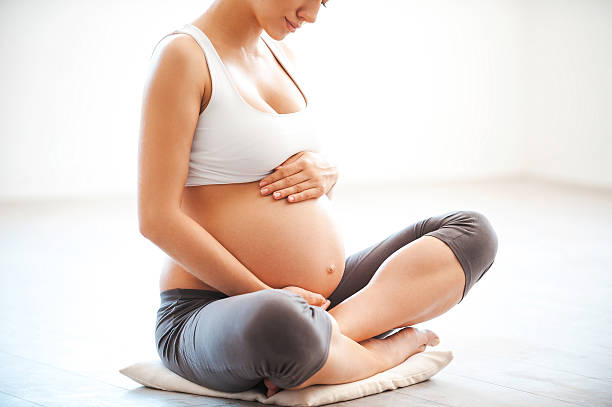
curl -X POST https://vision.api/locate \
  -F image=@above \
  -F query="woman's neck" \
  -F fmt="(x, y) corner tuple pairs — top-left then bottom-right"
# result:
(192, 0), (263, 56)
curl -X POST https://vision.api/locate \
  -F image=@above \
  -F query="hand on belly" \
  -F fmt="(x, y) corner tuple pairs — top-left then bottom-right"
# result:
(281, 285), (332, 310)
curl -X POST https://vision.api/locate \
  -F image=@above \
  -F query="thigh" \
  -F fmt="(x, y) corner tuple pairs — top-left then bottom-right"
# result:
(156, 288), (332, 392)
(327, 209), (498, 310)
(327, 214), (441, 310)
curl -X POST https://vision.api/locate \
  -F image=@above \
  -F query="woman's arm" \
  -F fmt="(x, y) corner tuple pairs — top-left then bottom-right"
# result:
(138, 35), (271, 296)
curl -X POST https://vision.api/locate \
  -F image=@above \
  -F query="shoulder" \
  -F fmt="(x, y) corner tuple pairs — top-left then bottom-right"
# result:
(148, 32), (210, 91)
(152, 33), (205, 67)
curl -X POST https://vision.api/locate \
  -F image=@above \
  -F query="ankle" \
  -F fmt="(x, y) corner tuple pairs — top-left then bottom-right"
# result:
(359, 338), (397, 371)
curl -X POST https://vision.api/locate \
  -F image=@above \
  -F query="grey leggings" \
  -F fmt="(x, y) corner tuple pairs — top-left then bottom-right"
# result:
(155, 210), (498, 393)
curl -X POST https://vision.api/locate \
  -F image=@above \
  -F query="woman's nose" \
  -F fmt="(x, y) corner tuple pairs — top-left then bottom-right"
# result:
(297, 3), (320, 24)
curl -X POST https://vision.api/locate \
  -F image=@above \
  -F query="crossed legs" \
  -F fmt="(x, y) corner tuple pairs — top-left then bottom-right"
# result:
(156, 210), (498, 397)
(329, 235), (465, 343)
(277, 210), (499, 392)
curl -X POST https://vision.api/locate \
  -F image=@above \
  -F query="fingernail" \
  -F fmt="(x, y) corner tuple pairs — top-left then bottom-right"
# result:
(261, 187), (268, 194)
(273, 192), (280, 198)
(260, 180), (267, 186)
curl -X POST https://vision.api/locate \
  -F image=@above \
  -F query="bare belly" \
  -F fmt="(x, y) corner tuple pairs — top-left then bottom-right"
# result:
(159, 180), (346, 299)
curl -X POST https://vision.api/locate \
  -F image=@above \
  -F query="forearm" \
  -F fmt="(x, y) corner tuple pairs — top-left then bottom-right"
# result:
(141, 210), (272, 296)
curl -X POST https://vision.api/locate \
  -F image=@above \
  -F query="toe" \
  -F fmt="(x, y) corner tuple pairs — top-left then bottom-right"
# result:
(420, 329), (440, 346)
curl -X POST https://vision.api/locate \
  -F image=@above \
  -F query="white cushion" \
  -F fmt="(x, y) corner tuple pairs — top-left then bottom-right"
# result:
(119, 350), (453, 406)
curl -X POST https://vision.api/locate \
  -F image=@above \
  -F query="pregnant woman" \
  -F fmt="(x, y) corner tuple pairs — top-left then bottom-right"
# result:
(138, 0), (498, 398)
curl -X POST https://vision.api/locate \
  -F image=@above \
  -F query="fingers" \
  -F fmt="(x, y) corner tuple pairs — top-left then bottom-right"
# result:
(260, 181), (323, 203)
(282, 286), (329, 309)
(260, 173), (309, 197)
(258, 152), (326, 204)
(284, 188), (323, 203)
(304, 291), (326, 306)
(260, 161), (303, 189)
(311, 293), (330, 309)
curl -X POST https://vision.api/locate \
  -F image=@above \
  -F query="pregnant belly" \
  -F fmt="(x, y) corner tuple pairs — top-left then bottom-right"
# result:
(159, 180), (346, 298)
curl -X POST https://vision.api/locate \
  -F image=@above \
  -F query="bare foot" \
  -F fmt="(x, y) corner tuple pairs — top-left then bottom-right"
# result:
(263, 377), (281, 397)
(359, 327), (440, 369)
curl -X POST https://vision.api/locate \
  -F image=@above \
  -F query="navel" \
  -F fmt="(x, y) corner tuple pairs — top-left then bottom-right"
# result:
(326, 264), (336, 274)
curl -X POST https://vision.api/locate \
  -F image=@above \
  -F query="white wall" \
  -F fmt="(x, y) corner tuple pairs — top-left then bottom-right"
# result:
(298, 0), (527, 186)
(0, 0), (610, 201)
(0, 0), (211, 201)
(522, 0), (612, 188)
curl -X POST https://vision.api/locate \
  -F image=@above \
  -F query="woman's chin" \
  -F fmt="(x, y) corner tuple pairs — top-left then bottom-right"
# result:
(271, 32), (288, 41)
(264, 26), (289, 41)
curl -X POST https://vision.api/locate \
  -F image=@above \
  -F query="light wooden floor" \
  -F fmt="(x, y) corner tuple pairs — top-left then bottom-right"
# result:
(1, 176), (610, 407)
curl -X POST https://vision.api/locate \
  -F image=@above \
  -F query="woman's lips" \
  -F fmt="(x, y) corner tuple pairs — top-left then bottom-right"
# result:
(285, 17), (297, 32)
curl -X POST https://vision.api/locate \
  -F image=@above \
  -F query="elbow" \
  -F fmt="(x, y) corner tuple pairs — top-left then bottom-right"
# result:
(139, 206), (179, 241)
(139, 216), (156, 239)
(138, 208), (166, 240)
(139, 220), (152, 239)
(139, 217), (169, 242)
(138, 203), (153, 237)
(138, 192), (172, 239)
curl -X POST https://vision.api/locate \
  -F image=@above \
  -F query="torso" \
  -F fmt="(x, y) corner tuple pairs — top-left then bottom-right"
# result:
(160, 184), (345, 298)
(159, 21), (346, 298)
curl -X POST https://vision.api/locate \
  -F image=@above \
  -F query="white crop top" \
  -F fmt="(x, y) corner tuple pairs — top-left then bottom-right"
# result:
(153, 23), (324, 186)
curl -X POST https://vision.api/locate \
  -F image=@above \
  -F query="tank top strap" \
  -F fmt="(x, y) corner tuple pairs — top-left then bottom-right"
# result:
(150, 24), (237, 104)
(260, 35), (296, 77)
(260, 34), (308, 107)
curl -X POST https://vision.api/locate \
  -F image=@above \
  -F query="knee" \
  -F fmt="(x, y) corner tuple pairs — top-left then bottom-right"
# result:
(243, 289), (332, 387)
(244, 289), (330, 355)
(460, 210), (499, 266)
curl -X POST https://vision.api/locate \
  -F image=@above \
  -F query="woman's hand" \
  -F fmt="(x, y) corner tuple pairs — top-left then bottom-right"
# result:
(281, 286), (331, 310)
(258, 151), (338, 203)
